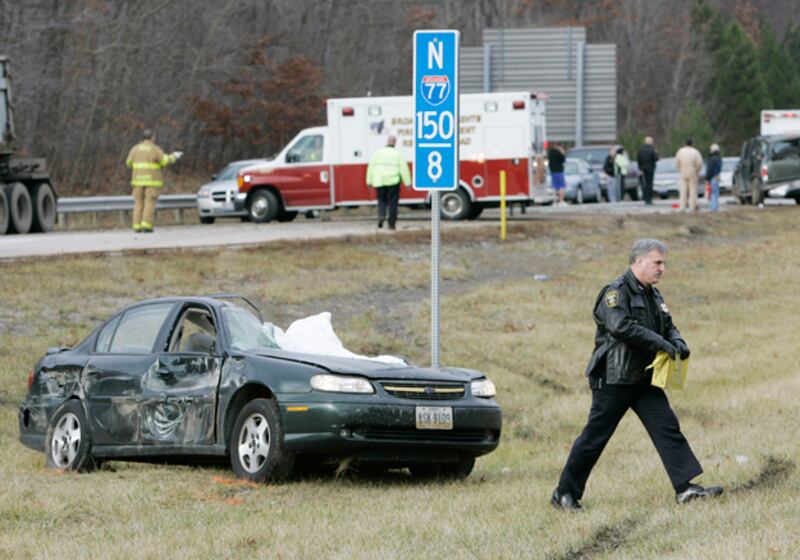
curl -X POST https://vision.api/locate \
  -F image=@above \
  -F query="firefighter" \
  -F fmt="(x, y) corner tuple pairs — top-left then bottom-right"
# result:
(126, 129), (182, 233)
(366, 135), (411, 230)
(551, 238), (723, 510)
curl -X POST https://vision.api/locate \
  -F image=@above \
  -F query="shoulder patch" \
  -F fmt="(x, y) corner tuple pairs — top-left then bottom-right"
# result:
(605, 289), (619, 308)
(660, 303), (670, 313)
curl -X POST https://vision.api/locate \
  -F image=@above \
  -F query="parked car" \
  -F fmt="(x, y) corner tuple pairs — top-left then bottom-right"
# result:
(19, 295), (502, 481)
(196, 160), (269, 224)
(732, 134), (800, 204)
(547, 157), (602, 203)
(566, 145), (640, 200)
(653, 157), (707, 199)
(718, 157), (739, 193)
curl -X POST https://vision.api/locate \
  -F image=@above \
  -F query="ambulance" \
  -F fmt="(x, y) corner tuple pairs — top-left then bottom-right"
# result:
(760, 110), (800, 136)
(235, 91), (550, 222)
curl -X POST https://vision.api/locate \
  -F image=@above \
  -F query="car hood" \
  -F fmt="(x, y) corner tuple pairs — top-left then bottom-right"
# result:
(248, 348), (484, 382)
(199, 179), (238, 192)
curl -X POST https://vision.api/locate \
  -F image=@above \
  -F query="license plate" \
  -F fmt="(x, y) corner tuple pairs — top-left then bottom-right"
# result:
(415, 406), (453, 430)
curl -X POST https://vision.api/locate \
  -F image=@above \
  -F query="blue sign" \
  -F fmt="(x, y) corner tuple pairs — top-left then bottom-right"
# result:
(413, 30), (459, 191)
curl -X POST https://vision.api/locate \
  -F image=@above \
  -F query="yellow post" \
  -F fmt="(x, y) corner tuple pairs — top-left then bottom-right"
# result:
(500, 170), (507, 241)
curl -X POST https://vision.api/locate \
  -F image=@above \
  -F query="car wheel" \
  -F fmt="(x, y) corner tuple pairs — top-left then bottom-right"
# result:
(229, 398), (294, 482)
(199, 216), (215, 225)
(45, 400), (96, 472)
(575, 185), (584, 205)
(277, 210), (298, 222)
(440, 189), (472, 220)
(248, 190), (279, 223)
(751, 179), (765, 205)
(0, 187), (8, 235)
(409, 457), (475, 480)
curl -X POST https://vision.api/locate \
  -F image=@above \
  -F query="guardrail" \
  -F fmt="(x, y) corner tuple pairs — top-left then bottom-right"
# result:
(56, 194), (197, 226)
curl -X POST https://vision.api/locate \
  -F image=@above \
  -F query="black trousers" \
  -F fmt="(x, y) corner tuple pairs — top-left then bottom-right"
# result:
(641, 169), (655, 204)
(557, 383), (702, 499)
(376, 184), (400, 226)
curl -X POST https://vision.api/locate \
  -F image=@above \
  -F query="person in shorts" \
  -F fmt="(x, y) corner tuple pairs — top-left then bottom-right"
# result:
(548, 143), (567, 206)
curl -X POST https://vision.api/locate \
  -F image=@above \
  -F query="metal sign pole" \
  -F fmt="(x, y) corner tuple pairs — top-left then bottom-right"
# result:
(431, 191), (440, 367)
(412, 29), (459, 369)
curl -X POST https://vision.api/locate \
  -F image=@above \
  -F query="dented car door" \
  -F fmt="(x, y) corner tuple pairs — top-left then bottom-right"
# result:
(84, 302), (176, 445)
(139, 304), (222, 446)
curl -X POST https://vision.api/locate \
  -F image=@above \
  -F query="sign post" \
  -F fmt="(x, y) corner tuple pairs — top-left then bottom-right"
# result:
(413, 30), (459, 368)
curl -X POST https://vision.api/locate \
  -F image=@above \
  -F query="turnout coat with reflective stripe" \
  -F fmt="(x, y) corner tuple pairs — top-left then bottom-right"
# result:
(126, 139), (176, 187)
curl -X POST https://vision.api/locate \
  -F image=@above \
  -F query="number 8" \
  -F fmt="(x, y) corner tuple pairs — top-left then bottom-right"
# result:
(428, 151), (442, 182)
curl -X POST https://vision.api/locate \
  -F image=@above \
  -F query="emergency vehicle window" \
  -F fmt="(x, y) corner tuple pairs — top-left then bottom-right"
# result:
(286, 135), (324, 163)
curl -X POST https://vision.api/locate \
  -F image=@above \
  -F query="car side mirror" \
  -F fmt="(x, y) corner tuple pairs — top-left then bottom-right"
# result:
(46, 346), (70, 355)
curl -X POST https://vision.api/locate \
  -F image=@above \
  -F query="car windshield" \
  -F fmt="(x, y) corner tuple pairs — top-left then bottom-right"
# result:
(216, 162), (251, 181)
(566, 148), (609, 165)
(656, 159), (678, 173)
(222, 305), (281, 352)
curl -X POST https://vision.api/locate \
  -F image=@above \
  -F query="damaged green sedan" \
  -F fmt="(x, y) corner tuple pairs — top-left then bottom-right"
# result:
(19, 295), (502, 481)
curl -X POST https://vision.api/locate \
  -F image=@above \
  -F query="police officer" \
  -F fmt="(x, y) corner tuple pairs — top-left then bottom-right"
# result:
(366, 135), (411, 230)
(126, 129), (182, 233)
(552, 239), (722, 509)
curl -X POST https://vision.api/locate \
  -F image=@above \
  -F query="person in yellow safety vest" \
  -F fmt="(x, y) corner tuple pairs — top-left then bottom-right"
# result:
(126, 129), (182, 233)
(366, 135), (411, 230)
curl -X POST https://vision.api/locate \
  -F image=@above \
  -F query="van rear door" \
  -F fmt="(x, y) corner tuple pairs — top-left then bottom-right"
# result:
(767, 136), (800, 184)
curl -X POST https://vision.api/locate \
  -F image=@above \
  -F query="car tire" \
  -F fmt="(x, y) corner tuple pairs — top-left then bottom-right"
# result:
(199, 216), (216, 225)
(4, 182), (33, 234)
(30, 182), (57, 233)
(440, 189), (472, 220)
(277, 210), (298, 222)
(45, 400), (96, 472)
(248, 190), (279, 223)
(409, 457), (475, 480)
(575, 185), (584, 205)
(751, 179), (765, 205)
(229, 398), (294, 482)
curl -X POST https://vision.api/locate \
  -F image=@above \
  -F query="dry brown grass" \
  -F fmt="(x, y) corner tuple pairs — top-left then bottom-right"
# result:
(1, 207), (799, 559)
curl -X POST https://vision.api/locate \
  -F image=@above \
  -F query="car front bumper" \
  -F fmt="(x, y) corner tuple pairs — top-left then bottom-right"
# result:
(278, 397), (502, 461)
(197, 192), (247, 218)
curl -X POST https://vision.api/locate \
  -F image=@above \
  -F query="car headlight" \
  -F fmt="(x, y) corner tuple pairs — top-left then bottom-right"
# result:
(310, 374), (374, 394)
(471, 378), (496, 398)
(197, 187), (210, 198)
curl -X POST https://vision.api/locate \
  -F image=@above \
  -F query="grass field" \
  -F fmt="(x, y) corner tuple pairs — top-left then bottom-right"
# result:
(1, 208), (798, 559)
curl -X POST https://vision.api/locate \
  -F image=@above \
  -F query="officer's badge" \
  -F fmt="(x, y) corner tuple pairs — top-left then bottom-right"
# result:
(660, 303), (669, 313)
(605, 289), (619, 307)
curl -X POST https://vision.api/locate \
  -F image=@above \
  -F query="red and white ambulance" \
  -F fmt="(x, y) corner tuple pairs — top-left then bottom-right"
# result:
(235, 91), (550, 221)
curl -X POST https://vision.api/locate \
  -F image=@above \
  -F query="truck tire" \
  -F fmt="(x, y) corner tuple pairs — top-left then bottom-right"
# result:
(0, 186), (8, 235)
(277, 210), (298, 222)
(248, 189), (279, 223)
(5, 182), (33, 234)
(440, 189), (471, 220)
(30, 182), (57, 233)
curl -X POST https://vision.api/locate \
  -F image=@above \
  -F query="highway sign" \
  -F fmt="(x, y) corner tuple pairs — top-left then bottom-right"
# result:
(413, 30), (459, 191)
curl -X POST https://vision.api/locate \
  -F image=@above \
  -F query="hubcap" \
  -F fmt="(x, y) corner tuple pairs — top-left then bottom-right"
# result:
(251, 196), (269, 218)
(441, 193), (463, 216)
(50, 412), (81, 468)
(238, 413), (270, 473)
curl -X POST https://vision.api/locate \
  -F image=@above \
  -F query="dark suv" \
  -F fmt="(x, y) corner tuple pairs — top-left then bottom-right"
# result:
(732, 135), (800, 204)
(566, 145), (641, 201)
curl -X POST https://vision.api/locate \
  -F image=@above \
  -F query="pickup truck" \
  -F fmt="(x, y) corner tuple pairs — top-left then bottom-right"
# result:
(732, 134), (800, 204)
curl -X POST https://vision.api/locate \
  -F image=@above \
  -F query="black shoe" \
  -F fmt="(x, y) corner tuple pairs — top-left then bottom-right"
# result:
(676, 484), (723, 504)
(551, 488), (582, 511)
(388, 223), (396, 230)
(141, 227), (154, 234)
(377, 219), (384, 229)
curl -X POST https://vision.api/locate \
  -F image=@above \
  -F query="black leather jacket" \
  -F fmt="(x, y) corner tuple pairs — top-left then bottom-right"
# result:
(585, 270), (684, 385)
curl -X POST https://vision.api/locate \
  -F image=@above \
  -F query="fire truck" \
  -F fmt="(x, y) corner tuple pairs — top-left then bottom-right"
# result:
(235, 92), (550, 222)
